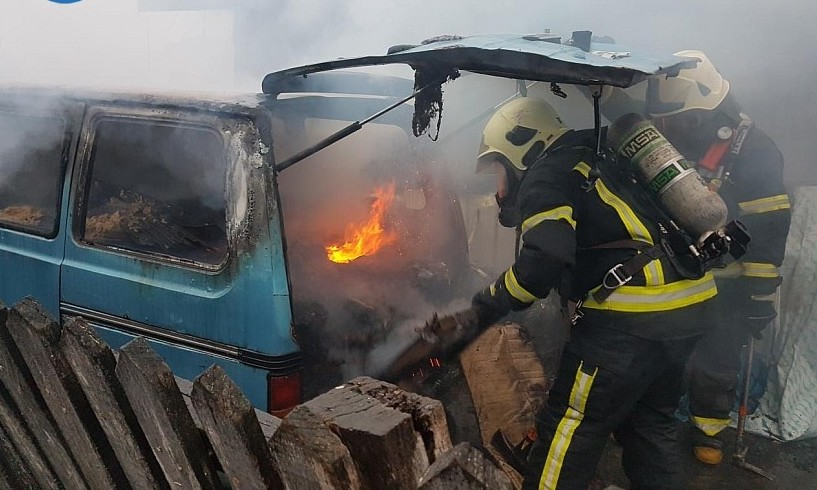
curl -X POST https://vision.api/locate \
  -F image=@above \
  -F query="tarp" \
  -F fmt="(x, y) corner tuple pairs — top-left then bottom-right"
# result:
(745, 186), (817, 441)
(263, 33), (689, 95)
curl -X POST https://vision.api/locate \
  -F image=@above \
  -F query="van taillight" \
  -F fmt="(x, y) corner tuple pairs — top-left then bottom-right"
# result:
(267, 372), (302, 417)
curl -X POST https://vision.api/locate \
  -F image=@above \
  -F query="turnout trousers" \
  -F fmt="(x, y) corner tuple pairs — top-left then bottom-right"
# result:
(522, 311), (701, 490)
(687, 285), (747, 436)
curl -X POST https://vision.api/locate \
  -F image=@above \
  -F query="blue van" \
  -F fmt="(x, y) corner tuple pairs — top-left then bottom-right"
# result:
(0, 73), (471, 413)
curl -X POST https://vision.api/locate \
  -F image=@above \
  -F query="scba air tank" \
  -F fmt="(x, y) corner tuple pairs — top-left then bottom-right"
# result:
(607, 113), (728, 239)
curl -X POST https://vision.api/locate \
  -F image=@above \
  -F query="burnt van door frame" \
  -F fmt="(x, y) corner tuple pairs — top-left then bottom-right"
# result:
(60, 103), (299, 407)
(0, 95), (84, 317)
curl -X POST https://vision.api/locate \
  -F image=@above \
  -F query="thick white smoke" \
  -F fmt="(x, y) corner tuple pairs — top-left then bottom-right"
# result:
(1, 0), (813, 182)
(1, 0), (814, 391)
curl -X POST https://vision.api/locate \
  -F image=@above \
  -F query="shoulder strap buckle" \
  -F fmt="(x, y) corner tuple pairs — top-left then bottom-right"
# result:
(602, 263), (633, 289)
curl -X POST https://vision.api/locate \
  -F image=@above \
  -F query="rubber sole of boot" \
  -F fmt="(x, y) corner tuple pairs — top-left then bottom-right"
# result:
(694, 446), (724, 465)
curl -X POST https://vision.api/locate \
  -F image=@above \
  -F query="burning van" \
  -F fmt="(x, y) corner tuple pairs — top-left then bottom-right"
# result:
(0, 32), (690, 414)
(0, 73), (473, 413)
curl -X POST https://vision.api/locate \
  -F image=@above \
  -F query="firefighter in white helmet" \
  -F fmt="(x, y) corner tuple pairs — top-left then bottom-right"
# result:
(648, 50), (792, 465)
(466, 96), (719, 489)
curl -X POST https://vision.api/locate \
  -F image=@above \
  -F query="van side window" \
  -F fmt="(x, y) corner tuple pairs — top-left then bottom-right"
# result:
(81, 119), (228, 266)
(0, 112), (66, 237)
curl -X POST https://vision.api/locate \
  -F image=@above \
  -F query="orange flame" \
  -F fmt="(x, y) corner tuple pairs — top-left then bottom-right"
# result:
(326, 183), (397, 264)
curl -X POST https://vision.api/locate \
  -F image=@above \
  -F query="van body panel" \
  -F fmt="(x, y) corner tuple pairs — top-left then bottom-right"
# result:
(87, 322), (270, 407)
(59, 102), (298, 388)
(0, 232), (62, 315)
(0, 96), (84, 317)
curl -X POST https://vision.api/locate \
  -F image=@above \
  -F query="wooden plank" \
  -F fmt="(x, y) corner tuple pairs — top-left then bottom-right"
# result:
(349, 376), (453, 464)
(417, 442), (514, 490)
(460, 324), (549, 487)
(0, 463), (13, 490)
(116, 337), (220, 489)
(176, 375), (280, 439)
(0, 385), (59, 489)
(60, 317), (169, 490)
(190, 364), (284, 490)
(0, 305), (87, 488)
(301, 380), (429, 490)
(269, 403), (362, 490)
(6, 299), (125, 488)
(0, 412), (42, 490)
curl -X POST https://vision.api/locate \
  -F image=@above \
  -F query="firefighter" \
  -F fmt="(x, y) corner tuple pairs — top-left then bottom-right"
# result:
(647, 50), (792, 465)
(469, 96), (719, 489)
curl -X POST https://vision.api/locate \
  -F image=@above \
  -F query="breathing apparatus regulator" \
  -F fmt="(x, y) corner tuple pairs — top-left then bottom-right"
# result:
(606, 112), (750, 274)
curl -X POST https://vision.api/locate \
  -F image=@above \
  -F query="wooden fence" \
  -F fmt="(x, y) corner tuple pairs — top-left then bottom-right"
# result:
(0, 298), (512, 489)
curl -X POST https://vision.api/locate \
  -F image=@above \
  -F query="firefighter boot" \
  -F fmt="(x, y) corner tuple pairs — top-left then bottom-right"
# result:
(691, 426), (724, 465)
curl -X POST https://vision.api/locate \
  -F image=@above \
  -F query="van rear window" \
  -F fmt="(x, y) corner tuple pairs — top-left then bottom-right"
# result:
(81, 119), (228, 266)
(0, 112), (66, 237)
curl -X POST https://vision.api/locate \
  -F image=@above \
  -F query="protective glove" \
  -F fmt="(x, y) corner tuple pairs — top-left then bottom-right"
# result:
(471, 282), (513, 328)
(414, 286), (512, 364)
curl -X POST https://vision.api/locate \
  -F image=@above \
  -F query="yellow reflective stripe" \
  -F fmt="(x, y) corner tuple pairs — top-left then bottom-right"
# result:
(712, 262), (745, 279)
(504, 268), (537, 304)
(522, 206), (576, 234)
(644, 257), (664, 287)
(594, 179), (664, 286)
(583, 272), (717, 312)
(752, 292), (777, 301)
(489, 283), (496, 296)
(692, 415), (730, 437)
(738, 194), (790, 216)
(539, 362), (597, 490)
(742, 262), (780, 278)
(573, 161), (591, 178)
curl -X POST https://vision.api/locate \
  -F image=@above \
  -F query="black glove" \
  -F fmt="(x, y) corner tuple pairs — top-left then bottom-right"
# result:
(471, 283), (512, 329)
(745, 297), (777, 340)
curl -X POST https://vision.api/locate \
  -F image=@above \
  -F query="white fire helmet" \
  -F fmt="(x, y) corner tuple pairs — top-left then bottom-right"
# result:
(477, 97), (569, 173)
(647, 50), (730, 117)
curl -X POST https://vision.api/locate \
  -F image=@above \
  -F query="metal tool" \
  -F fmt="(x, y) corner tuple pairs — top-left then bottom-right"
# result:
(373, 309), (478, 382)
(731, 335), (775, 480)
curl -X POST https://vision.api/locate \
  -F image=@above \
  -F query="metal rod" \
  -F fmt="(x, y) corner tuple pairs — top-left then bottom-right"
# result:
(275, 84), (433, 172)
(592, 85), (604, 158)
(735, 336), (754, 445)
(732, 335), (775, 480)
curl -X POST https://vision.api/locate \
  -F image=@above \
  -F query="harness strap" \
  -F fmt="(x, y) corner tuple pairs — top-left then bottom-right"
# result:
(581, 240), (665, 304)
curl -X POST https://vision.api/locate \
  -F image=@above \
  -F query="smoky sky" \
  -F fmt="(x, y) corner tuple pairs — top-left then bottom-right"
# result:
(1, 0), (814, 182)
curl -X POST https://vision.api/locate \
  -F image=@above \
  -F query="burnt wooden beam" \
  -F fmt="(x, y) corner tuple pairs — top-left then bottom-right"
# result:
(0, 304), (87, 488)
(299, 377), (431, 489)
(6, 299), (127, 488)
(348, 376), (453, 464)
(176, 376), (280, 445)
(190, 364), (284, 490)
(116, 337), (220, 489)
(0, 385), (59, 489)
(417, 442), (514, 490)
(0, 412), (43, 490)
(269, 404), (362, 489)
(60, 317), (169, 490)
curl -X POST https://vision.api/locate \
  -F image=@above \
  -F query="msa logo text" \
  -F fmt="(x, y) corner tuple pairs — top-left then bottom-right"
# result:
(620, 127), (662, 159)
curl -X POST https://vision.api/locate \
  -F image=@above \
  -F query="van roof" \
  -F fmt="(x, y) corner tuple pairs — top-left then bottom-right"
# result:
(0, 85), (268, 115)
